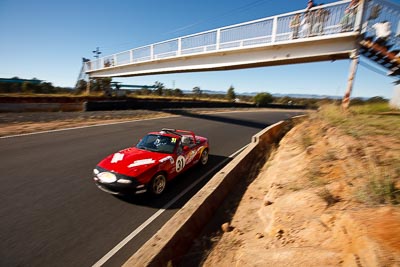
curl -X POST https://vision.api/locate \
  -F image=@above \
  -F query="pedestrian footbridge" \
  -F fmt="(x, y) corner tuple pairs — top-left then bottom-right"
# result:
(85, 0), (399, 79)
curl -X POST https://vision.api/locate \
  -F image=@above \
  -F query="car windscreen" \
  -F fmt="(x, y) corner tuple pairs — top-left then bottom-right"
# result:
(136, 134), (177, 154)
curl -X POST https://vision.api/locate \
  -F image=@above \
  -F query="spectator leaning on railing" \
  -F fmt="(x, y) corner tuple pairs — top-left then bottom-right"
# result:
(301, 12), (312, 37)
(340, 8), (355, 32)
(290, 14), (301, 39)
(340, 0), (360, 32)
(311, 5), (330, 36)
(306, 0), (315, 11)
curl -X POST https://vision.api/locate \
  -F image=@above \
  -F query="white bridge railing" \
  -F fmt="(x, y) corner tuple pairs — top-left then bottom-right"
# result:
(85, 0), (399, 73)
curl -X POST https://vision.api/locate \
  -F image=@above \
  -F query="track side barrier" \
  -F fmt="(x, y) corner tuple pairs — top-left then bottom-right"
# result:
(123, 115), (306, 267)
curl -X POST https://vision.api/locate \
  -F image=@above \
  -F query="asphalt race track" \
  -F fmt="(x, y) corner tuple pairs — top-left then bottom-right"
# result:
(0, 110), (305, 267)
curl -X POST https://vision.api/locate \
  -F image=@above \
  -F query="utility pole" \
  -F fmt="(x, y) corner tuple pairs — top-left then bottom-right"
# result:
(92, 47), (101, 59)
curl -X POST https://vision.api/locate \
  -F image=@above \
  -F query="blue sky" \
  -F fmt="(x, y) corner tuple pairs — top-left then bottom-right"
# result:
(0, 0), (399, 98)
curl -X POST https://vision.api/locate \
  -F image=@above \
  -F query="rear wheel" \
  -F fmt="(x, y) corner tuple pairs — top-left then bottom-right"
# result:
(199, 149), (209, 166)
(149, 173), (167, 195)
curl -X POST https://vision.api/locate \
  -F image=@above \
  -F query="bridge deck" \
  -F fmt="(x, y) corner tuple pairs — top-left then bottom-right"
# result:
(85, 0), (399, 79)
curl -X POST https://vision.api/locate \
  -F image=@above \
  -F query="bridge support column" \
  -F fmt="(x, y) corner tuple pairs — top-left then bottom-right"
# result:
(342, 52), (359, 110)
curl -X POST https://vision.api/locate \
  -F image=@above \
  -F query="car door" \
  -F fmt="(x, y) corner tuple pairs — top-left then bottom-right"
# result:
(174, 138), (197, 174)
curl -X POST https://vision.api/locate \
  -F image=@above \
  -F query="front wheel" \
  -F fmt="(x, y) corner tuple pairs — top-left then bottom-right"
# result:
(149, 173), (167, 195)
(199, 149), (209, 166)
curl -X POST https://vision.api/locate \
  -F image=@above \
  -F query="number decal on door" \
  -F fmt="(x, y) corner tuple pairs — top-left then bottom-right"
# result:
(176, 155), (186, 173)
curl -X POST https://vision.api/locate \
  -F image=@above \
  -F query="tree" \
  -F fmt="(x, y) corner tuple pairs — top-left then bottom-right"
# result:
(164, 89), (173, 96)
(101, 77), (112, 97)
(38, 82), (55, 94)
(254, 92), (274, 106)
(226, 85), (236, 101)
(75, 80), (87, 94)
(22, 82), (34, 93)
(0, 82), (14, 93)
(89, 77), (112, 96)
(192, 86), (201, 96)
(154, 81), (165, 96)
(89, 78), (101, 92)
(139, 87), (151, 95)
(173, 88), (183, 97)
(366, 96), (387, 104)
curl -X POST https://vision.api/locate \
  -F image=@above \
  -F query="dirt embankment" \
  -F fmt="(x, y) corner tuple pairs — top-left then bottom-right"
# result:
(202, 112), (400, 266)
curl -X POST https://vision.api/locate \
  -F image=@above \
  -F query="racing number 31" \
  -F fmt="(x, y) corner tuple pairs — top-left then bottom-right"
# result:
(176, 155), (185, 172)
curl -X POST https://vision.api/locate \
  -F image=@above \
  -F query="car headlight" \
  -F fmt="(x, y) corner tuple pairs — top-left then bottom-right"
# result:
(117, 179), (132, 184)
(97, 172), (117, 183)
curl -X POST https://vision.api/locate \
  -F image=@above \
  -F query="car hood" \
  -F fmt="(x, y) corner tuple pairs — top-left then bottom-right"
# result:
(97, 147), (171, 177)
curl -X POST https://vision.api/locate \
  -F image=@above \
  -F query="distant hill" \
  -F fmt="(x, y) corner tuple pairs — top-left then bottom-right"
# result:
(181, 89), (344, 99)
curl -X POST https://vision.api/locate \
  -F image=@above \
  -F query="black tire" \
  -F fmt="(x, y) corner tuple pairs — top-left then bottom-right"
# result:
(199, 148), (209, 166)
(149, 173), (167, 195)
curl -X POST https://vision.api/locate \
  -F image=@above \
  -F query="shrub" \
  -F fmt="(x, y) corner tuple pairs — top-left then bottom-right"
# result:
(254, 92), (274, 106)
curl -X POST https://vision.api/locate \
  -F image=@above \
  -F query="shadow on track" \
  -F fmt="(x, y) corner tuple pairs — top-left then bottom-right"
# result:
(114, 154), (230, 209)
(165, 109), (270, 129)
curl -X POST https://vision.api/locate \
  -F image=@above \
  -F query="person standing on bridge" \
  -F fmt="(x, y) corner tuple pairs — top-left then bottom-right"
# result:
(301, 12), (311, 37)
(290, 14), (301, 39)
(312, 5), (330, 36)
(306, 0), (315, 11)
(348, 0), (360, 11)
(340, 0), (360, 32)
(340, 8), (354, 32)
(301, 0), (316, 37)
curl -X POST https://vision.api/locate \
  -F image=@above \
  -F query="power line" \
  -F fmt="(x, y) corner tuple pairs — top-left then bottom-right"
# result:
(99, 0), (273, 53)
(164, 0), (271, 36)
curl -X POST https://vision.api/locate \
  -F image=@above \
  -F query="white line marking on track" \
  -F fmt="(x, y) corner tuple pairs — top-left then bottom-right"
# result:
(91, 144), (248, 267)
(0, 109), (298, 139)
(0, 115), (178, 139)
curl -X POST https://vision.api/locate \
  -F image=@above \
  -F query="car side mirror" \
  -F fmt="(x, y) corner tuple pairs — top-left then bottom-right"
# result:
(183, 145), (190, 151)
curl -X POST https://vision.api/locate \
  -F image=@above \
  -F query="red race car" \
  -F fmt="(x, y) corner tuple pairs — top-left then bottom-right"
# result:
(93, 128), (209, 196)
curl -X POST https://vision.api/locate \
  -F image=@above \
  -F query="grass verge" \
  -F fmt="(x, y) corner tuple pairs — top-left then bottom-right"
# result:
(309, 103), (400, 206)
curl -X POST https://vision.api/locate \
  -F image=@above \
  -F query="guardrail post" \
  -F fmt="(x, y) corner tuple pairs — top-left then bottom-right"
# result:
(151, 44), (154, 60)
(271, 16), (278, 43)
(113, 55), (117, 66)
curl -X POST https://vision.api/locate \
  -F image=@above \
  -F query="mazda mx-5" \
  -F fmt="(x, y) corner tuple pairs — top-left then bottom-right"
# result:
(93, 128), (209, 196)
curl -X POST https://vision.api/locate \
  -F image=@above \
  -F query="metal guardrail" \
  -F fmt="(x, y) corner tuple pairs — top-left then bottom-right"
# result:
(85, 0), (399, 73)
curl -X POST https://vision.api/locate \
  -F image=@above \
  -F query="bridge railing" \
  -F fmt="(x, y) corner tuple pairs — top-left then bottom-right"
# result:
(86, 0), (360, 72)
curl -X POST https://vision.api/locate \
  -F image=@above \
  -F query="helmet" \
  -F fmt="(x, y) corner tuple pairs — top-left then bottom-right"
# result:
(181, 136), (191, 146)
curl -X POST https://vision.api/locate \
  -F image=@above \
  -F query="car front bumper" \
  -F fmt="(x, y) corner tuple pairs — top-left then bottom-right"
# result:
(93, 166), (147, 195)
